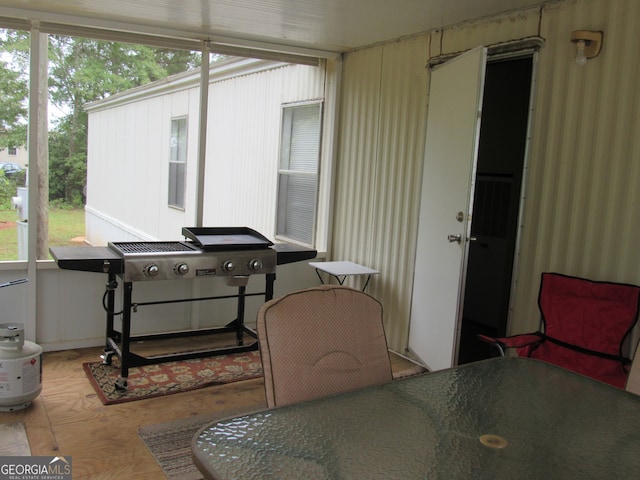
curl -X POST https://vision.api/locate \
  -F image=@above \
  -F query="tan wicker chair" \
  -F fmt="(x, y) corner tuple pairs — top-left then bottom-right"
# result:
(257, 285), (393, 408)
(625, 343), (640, 395)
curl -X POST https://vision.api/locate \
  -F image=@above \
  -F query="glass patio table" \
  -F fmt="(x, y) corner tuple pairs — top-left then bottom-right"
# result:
(192, 357), (640, 479)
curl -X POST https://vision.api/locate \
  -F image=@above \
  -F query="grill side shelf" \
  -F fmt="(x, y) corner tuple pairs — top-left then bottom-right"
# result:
(274, 243), (317, 265)
(49, 246), (123, 274)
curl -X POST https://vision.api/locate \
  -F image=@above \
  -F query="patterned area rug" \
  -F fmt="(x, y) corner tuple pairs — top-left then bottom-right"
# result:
(83, 351), (263, 405)
(138, 404), (266, 480)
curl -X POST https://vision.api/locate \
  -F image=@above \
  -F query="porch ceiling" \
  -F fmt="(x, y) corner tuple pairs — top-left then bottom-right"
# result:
(0, 0), (551, 56)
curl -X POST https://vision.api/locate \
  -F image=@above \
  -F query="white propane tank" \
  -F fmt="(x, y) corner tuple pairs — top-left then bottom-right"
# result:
(0, 323), (42, 411)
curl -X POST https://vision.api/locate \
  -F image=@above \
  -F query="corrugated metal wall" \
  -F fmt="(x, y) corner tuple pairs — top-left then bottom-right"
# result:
(334, 0), (640, 352)
(333, 36), (429, 349)
(514, 0), (640, 333)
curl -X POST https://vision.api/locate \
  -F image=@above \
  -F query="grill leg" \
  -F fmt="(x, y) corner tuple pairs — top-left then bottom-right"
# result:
(266, 273), (275, 301)
(102, 273), (117, 365)
(116, 281), (133, 390)
(236, 286), (246, 346)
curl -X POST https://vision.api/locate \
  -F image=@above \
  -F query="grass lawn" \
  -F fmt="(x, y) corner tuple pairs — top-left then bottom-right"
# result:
(0, 208), (85, 261)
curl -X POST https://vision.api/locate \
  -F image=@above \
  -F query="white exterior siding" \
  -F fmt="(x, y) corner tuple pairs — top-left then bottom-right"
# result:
(86, 86), (200, 244)
(85, 59), (325, 247)
(203, 63), (324, 239)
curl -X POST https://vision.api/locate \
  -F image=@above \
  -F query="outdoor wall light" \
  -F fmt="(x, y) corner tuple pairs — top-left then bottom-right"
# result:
(571, 30), (603, 66)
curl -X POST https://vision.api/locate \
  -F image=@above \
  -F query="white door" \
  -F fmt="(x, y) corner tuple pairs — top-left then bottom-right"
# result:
(408, 47), (487, 371)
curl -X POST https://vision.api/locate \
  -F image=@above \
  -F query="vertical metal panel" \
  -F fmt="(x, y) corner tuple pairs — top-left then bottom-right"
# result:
(332, 45), (383, 267)
(369, 36), (430, 351)
(333, 37), (429, 351)
(510, 0), (640, 334)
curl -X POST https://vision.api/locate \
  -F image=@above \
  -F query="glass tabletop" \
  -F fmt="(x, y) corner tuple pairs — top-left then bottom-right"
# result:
(192, 357), (640, 479)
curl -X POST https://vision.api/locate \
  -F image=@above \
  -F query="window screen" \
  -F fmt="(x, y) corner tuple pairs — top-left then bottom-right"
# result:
(276, 103), (322, 245)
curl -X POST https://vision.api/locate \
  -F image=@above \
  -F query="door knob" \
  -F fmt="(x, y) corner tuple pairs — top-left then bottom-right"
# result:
(447, 234), (462, 244)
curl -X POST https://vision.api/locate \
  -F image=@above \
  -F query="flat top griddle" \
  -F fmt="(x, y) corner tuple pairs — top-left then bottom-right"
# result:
(182, 227), (273, 250)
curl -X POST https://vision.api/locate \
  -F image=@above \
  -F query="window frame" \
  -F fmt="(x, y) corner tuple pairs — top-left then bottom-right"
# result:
(275, 100), (323, 247)
(168, 116), (188, 210)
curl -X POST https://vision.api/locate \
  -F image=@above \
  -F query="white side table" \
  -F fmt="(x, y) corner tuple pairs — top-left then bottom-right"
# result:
(309, 261), (379, 292)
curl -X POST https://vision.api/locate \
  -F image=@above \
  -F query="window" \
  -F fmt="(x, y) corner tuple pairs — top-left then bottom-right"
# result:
(168, 117), (187, 209)
(7, 147), (17, 155)
(276, 102), (322, 245)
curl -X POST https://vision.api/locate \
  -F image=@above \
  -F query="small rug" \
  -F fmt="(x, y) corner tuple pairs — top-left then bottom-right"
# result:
(138, 404), (266, 480)
(393, 363), (428, 378)
(83, 351), (263, 405)
(0, 423), (31, 456)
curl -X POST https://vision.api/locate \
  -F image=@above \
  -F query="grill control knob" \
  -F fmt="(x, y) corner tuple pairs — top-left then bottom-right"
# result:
(174, 263), (189, 276)
(248, 259), (262, 271)
(145, 264), (160, 277)
(222, 261), (236, 273)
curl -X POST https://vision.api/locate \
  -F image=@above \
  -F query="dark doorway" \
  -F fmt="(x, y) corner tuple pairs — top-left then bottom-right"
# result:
(457, 56), (533, 365)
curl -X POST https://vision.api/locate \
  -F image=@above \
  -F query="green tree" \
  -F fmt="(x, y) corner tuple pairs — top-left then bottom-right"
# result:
(0, 58), (28, 149)
(0, 31), (28, 207)
(48, 119), (86, 207)
(1, 28), (202, 206)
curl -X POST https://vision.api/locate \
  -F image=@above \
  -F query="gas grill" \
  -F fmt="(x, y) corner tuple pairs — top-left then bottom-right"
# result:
(50, 227), (315, 390)
(109, 227), (277, 283)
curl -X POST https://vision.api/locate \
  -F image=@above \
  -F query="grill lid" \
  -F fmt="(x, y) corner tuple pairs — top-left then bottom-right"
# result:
(181, 227), (273, 250)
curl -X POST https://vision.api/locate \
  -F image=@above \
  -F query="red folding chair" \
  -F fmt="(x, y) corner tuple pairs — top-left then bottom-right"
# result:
(479, 272), (640, 388)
